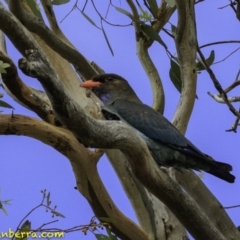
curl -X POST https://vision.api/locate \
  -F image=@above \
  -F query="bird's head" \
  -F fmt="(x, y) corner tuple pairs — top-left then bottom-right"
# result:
(80, 73), (140, 104)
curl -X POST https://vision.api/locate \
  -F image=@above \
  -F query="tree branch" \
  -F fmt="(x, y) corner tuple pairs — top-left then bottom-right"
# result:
(7, 0), (96, 79)
(107, 150), (189, 240)
(1, 2), (239, 239)
(0, 51), (54, 124)
(197, 46), (240, 118)
(207, 92), (240, 103)
(16, 46), (229, 240)
(176, 170), (240, 239)
(0, 114), (148, 240)
(126, 0), (165, 113)
(170, 2), (240, 239)
(0, 2), (101, 119)
(172, 0), (197, 133)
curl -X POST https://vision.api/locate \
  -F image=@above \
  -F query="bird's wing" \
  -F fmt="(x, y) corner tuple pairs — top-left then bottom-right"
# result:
(109, 99), (206, 159)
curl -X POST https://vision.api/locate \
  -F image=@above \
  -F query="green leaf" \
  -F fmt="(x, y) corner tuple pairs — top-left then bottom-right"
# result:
(196, 50), (215, 71)
(0, 205), (8, 216)
(169, 59), (182, 93)
(0, 100), (14, 109)
(46, 192), (51, 206)
(165, 0), (176, 7)
(0, 61), (10, 74)
(115, 7), (133, 20)
(25, 0), (44, 22)
(80, 11), (101, 29)
(101, 25), (114, 56)
(51, 210), (65, 218)
(137, 4), (145, 14)
(169, 59), (198, 98)
(20, 220), (31, 231)
(2, 199), (12, 205)
(146, 0), (158, 18)
(140, 24), (167, 49)
(171, 24), (177, 37)
(95, 234), (111, 240)
(139, 11), (153, 22)
(51, 0), (70, 5)
(106, 228), (118, 240)
(98, 217), (117, 224)
(15, 220), (31, 240)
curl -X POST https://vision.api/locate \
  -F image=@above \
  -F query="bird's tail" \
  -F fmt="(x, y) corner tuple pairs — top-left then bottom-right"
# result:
(207, 161), (235, 183)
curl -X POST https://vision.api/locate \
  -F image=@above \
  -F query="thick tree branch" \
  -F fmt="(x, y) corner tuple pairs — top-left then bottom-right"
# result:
(172, 0), (197, 133)
(0, 114), (148, 240)
(0, 51), (54, 123)
(0, 3), (101, 118)
(176, 170), (240, 239)
(0, 5), (155, 239)
(1, 2), (239, 240)
(7, 0), (96, 79)
(107, 150), (189, 240)
(169, 2), (240, 239)
(40, 0), (61, 33)
(126, 0), (165, 113)
(16, 47), (229, 240)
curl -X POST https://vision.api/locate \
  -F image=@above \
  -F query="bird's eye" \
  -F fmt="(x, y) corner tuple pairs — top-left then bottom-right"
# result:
(106, 77), (113, 81)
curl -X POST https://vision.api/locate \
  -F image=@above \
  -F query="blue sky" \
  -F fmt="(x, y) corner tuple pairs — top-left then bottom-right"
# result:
(1, 1), (240, 239)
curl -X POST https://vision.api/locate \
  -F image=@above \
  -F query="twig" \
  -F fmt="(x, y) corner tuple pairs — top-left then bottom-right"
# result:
(60, 0), (78, 23)
(224, 204), (240, 209)
(13, 192), (46, 240)
(225, 80), (240, 94)
(197, 46), (240, 118)
(199, 40), (240, 49)
(207, 92), (240, 103)
(90, 0), (132, 27)
(213, 47), (240, 65)
(36, 220), (59, 230)
(226, 116), (240, 133)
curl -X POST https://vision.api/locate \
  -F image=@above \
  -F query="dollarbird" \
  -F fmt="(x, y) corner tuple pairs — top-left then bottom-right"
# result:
(80, 73), (235, 183)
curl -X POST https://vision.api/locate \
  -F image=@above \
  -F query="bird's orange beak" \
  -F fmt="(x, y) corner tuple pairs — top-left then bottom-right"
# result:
(80, 80), (102, 89)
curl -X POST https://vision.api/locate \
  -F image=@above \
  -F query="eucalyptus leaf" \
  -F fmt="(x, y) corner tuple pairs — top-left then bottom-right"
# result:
(80, 11), (101, 29)
(165, 0), (176, 7)
(0, 61), (10, 74)
(102, 25), (114, 56)
(51, 0), (70, 5)
(98, 217), (117, 224)
(25, 0), (44, 22)
(0, 100), (14, 109)
(170, 59), (198, 98)
(0, 205), (8, 216)
(51, 210), (65, 218)
(196, 50), (215, 71)
(106, 228), (118, 240)
(169, 59), (182, 93)
(46, 192), (51, 206)
(115, 7), (133, 20)
(146, 0), (158, 18)
(137, 4), (145, 14)
(15, 220), (31, 240)
(19, 220), (31, 231)
(2, 199), (12, 205)
(95, 234), (110, 240)
(140, 24), (167, 49)
(171, 24), (177, 38)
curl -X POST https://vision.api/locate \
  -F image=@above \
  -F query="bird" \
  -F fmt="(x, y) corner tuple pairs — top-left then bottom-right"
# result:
(80, 73), (235, 183)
